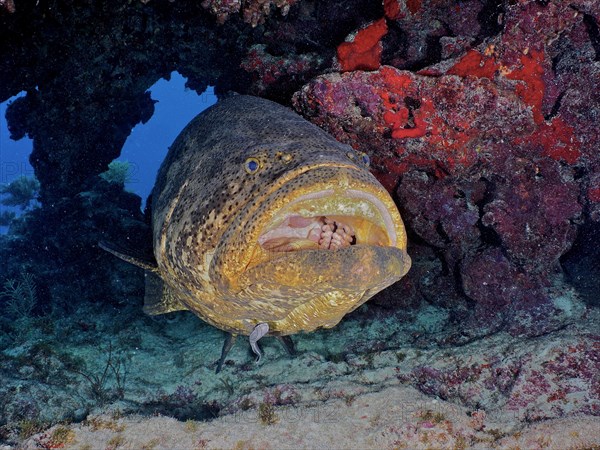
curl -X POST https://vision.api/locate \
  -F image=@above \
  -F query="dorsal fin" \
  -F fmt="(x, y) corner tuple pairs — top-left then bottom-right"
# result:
(98, 240), (158, 272)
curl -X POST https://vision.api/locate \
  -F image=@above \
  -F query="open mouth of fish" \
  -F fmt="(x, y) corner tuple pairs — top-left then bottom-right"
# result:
(257, 189), (398, 253)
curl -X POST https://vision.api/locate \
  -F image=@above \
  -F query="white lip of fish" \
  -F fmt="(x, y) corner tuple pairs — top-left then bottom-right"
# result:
(341, 188), (397, 246)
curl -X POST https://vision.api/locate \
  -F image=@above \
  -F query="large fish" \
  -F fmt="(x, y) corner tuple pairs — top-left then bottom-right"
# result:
(102, 95), (411, 371)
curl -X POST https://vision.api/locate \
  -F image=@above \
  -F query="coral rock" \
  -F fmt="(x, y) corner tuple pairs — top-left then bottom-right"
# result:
(293, 0), (598, 336)
(201, 0), (297, 26)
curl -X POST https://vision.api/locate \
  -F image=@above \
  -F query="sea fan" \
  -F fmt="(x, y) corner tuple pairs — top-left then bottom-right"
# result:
(1, 270), (37, 319)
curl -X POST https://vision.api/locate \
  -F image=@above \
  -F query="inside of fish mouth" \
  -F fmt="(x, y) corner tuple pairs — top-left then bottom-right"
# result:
(257, 214), (389, 252)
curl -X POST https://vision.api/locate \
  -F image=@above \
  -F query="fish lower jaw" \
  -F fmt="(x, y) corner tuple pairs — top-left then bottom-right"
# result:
(214, 244), (411, 336)
(213, 290), (368, 336)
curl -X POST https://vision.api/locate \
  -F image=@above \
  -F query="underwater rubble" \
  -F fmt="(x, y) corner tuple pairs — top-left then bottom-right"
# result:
(0, 291), (596, 447)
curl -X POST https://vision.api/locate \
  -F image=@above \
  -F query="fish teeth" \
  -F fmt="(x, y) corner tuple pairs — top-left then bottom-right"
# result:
(318, 218), (355, 250)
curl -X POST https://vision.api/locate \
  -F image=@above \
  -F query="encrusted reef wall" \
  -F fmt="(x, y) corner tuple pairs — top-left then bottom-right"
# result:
(1, 0), (599, 334)
(292, 0), (600, 338)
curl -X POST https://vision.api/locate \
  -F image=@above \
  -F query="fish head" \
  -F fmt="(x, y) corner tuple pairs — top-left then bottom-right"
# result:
(209, 140), (412, 335)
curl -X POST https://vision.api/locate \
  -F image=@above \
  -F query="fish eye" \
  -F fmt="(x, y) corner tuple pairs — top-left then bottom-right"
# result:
(245, 157), (260, 174)
(346, 151), (355, 160)
(360, 153), (370, 167)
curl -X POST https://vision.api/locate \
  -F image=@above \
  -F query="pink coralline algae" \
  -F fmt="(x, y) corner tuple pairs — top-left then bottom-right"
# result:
(480, 156), (581, 273)
(507, 336), (600, 420)
(383, 0), (484, 69)
(402, 354), (522, 409)
(0, 0), (15, 13)
(240, 44), (323, 97)
(396, 331), (600, 423)
(201, 0), (296, 26)
(293, 67), (535, 181)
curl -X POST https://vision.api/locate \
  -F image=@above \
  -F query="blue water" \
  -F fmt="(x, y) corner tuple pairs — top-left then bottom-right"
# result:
(118, 73), (216, 205)
(0, 72), (216, 220)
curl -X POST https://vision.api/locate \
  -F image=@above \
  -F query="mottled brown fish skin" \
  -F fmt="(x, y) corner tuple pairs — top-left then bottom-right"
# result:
(151, 95), (411, 336)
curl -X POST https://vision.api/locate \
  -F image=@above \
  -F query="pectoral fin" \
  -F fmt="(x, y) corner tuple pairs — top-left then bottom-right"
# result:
(99, 240), (158, 272)
(143, 271), (188, 315)
(216, 333), (237, 373)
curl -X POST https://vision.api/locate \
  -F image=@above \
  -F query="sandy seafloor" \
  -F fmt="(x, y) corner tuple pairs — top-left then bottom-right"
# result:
(1, 281), (599, 449)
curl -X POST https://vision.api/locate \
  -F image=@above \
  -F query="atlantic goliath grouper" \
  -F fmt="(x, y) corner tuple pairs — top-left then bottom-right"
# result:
(101, 95), (411, 372)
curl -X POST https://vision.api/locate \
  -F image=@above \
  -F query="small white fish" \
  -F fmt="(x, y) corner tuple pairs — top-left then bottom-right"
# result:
(249, 322), (270, 363)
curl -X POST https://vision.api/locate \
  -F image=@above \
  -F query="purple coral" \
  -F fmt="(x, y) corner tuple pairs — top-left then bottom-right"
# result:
(292, 0), (593, 337)
(201, 0), (297, 26)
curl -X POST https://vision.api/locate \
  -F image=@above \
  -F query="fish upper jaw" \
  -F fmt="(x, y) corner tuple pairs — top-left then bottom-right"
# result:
(240, 166), (407, 269)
